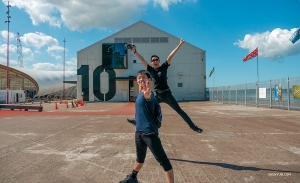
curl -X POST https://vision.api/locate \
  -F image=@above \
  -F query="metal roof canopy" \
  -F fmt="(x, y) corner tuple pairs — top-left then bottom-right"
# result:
(0, 64), (38, 92)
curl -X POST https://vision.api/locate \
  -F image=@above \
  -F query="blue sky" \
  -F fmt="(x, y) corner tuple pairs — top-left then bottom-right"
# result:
(0, 0), (299, 87)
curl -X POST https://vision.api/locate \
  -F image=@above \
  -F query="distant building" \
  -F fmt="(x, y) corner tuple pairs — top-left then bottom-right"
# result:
(77, 21), (206, 102)
(0, 64), (76, 103)
(0, 90), (25, 103)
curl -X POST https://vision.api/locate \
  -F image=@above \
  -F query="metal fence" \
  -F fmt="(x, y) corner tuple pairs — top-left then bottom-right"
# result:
(207, 77), (300, 111)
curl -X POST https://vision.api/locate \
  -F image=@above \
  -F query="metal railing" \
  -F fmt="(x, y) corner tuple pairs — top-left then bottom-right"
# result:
(207, 77), (300, 111)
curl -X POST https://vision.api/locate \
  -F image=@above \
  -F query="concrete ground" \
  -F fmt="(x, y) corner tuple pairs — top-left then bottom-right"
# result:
(0, 101), (299, 183)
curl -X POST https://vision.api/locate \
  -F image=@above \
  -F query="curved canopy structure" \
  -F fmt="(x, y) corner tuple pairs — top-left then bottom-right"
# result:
(0, 64), (77, 97)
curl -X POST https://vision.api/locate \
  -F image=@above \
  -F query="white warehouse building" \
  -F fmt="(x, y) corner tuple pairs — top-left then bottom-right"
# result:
(77, 21), (206, 102)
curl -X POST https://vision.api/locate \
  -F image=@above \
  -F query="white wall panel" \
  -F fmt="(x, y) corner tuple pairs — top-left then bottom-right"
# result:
(77, 75), (82, 98)
(110, 81), (129, 102)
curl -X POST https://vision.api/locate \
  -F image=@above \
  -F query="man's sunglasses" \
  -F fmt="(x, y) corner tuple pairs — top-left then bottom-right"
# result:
(151, 58), (159, 62)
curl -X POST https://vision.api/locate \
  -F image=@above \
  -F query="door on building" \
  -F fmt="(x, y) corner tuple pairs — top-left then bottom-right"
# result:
(129, 80), (135, 102)
(16, 93), (19, 103)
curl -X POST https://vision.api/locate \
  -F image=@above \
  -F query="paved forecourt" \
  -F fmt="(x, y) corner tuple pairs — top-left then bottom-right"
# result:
(0, 101), (299, 183)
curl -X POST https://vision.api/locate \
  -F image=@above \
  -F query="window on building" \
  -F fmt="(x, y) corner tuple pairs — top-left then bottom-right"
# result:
(141, 37), (149, 43)
(151, 37), (159, 43)
(102, 43), (128, 69)
(160, 37), (168, 43)
(114, 38), (122, 43)
(178, 83), (183, 87)
(123, 38), (131, 43)
(115, 37), (168, 44)
(115, 38), (131, 43)
(133, 38), (141, 43)
(133, 60), (136, 63)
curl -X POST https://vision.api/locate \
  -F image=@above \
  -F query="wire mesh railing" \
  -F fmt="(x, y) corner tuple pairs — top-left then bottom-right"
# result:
(207, 77), (300, 111)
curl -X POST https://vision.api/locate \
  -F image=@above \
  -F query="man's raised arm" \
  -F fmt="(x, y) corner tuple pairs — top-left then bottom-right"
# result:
(167, 38), (185, 64)
(130, 45), (148, 69)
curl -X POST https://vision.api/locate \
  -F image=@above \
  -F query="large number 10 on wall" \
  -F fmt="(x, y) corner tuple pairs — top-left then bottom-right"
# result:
(77, 65), (116, 101)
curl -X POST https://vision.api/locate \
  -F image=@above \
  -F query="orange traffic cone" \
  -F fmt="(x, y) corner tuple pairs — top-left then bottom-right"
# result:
(75, 100), (78, 107)
(66, 101), (69, 108)
(55, 102), (58, 110)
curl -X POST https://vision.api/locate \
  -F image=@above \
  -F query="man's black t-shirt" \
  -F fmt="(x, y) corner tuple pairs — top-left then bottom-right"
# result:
(147, 61), (170, 90)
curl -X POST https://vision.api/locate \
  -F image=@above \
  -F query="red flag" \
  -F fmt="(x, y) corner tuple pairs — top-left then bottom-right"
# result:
(243, 47), (258, 62)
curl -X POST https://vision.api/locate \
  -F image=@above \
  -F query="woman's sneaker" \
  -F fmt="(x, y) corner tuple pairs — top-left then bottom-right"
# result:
(192, 126), (203, 133)
(119, 175), (138, 183)
(127, 118), (136, 126)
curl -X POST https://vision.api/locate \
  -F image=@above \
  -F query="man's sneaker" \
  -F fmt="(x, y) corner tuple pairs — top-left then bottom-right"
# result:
(127, 118), (136, 126)
(192, 126), (203, 133)
(119, 175), (138, 183)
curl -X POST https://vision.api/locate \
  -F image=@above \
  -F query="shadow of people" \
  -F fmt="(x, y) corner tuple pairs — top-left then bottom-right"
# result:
(169, 158), (300, 173)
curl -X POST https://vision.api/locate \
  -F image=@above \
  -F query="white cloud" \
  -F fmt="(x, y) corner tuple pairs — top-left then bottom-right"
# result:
(22, 47), (34, 58)
(6, 0), (197, 31)
(1, 30), (15, 42)
(0, 44), (8, 55)
(6, 0), (61, 27)
(0, 44), (32, 67)
(0, 31), (64, 67)
(30, 57), (76, 71)
(66, 57), (77, 71)
(154, 0), (196, 10)
(22, 32), (59, 49)
(46, 45), (64, 52)
(46, 45), (65, 60)
(0, 44), (17, 55)
(0, 56), (18, 67)
(18, 32), (63, 61)
(48, 52), (62, 60)
(0, 56), (5, 65)
(234, 28), (300, 60)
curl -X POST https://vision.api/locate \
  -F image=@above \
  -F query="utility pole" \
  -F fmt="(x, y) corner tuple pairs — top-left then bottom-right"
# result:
(5, 1), (11, 104)
(63, 38), (66, 99)
(17, 32), (24, 68)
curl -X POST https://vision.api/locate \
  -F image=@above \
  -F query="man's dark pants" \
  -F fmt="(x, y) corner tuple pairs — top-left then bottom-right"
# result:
(155, 90), (195, 129)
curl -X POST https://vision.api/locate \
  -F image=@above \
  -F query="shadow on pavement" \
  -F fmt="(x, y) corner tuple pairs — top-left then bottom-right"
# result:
(169, 158), (300, 173)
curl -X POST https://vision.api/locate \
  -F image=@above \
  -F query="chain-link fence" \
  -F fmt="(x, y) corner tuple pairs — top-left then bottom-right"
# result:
(207, 77), (300, 111)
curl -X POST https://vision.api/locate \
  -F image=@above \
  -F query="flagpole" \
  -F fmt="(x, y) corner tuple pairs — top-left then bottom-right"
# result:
(257, 55), (259, 82)
(256, 55), (259, 107)
(242, 47), (259, 107)
(213, 67), (215, 102)
(213, 67), (215, 88)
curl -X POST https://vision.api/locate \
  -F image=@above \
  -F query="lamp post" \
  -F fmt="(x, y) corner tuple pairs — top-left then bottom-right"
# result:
(63, 38), (66, 99)
(5, 1), (11, 104)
